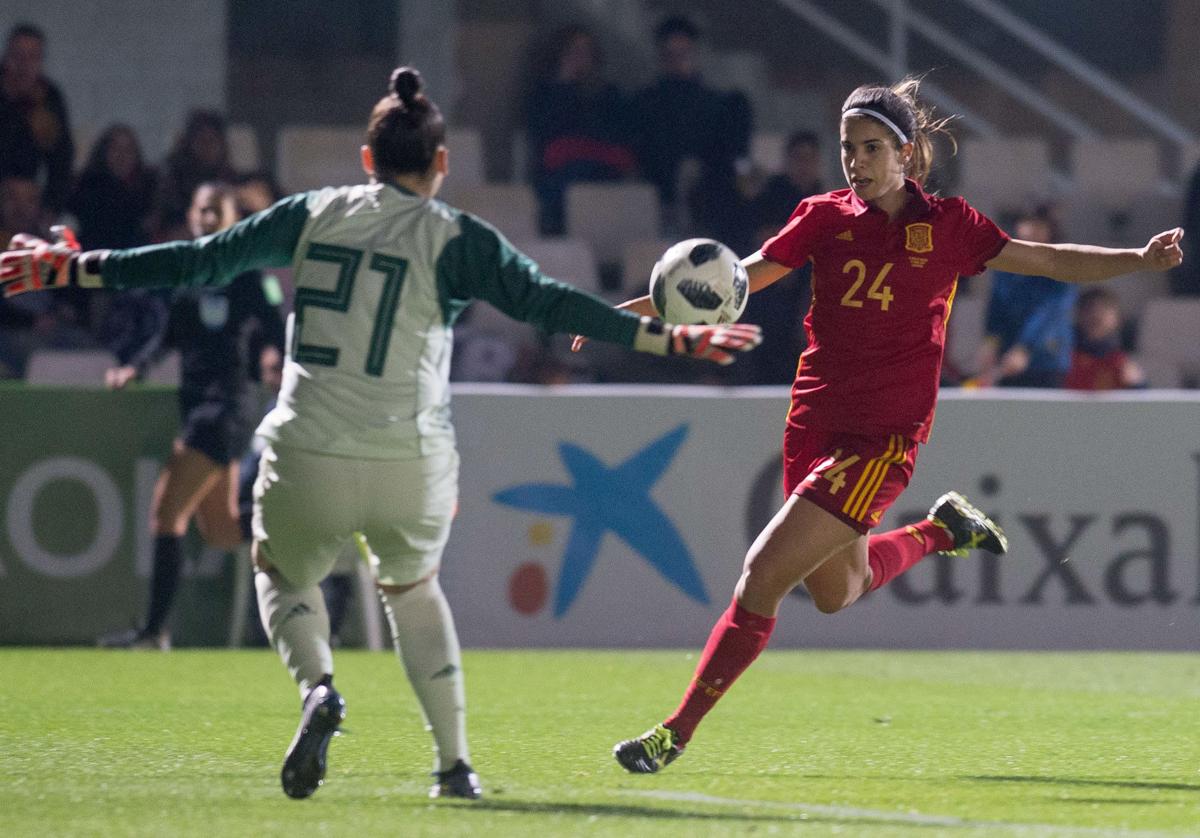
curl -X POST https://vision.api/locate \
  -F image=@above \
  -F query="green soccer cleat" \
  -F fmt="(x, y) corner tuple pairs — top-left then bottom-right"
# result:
(613, 723), (684, 774)
(928, 491), (1007, 557)
(429, 759), (483, 800)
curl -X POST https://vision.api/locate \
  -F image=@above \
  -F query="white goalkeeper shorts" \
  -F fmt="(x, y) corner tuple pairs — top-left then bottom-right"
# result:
(252, 444), (459, 590)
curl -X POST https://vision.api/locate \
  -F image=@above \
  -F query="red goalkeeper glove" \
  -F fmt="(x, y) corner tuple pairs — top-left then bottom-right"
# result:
(0, 226), (107, 297)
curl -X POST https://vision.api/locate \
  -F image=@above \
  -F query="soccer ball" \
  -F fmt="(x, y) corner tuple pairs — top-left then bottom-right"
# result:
(649, 238), (749, 325)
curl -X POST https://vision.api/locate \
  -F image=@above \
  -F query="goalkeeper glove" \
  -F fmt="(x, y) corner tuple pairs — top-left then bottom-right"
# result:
(633, 316), (762, 365)
(0, 226), (107, 297)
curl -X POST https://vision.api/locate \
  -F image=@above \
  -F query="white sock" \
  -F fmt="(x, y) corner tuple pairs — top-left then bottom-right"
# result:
(380, 577), (469, 772)
(255, 571), (333, 699)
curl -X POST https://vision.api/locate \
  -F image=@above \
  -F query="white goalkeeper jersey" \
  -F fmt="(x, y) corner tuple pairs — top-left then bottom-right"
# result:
(102, 181), (640, 461)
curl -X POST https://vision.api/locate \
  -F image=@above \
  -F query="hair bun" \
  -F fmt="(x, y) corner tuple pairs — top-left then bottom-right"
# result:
(390, 66), (423, 104)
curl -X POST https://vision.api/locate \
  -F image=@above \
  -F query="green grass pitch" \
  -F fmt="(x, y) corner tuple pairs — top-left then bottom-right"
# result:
(2, 648), (1197, 837)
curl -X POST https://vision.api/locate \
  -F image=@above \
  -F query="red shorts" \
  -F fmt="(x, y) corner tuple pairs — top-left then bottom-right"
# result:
(783, 427), (919, 534)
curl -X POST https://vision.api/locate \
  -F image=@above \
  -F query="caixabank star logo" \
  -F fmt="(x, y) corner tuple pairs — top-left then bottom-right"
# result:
(493, 424), (709, 617)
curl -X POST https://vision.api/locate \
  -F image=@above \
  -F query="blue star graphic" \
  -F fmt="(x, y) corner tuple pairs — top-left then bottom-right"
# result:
(493, 424), (710, 617)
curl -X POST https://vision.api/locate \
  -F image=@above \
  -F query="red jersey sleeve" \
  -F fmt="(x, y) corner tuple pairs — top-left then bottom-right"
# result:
(761, 197), (824, 269)
(948, 198), (1009, 276)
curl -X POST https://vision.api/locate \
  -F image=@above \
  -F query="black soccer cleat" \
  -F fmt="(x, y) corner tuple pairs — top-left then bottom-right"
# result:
(281, 683), (345, 799)
(97, 627), (171, 651)
(429, 759), (483, 800)
(928, 491), (1008, 557)
(613, 723), (684, 774)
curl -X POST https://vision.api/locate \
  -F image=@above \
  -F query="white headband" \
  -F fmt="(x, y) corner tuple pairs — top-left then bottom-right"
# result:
(843, 107), (909, 145)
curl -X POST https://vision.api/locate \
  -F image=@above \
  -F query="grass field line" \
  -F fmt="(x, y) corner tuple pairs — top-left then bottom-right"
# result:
(620, 789), (1181, 837)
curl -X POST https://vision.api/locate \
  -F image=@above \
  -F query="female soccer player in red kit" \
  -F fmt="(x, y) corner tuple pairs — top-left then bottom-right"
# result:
(608, 78), (1184, 772)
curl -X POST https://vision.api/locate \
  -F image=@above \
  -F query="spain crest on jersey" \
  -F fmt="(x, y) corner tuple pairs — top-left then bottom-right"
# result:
(905, 222), (934, 253)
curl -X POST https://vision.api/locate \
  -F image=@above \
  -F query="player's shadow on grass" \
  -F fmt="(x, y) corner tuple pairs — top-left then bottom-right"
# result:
(469, 799), (954, 829)
(471, 800), (793, 824)
(966, 775), (1200, 793)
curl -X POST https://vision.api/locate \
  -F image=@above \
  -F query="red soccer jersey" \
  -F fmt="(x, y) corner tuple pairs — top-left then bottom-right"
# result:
(1065, 349), (1129, 390)
(761, 179), (1008, 443)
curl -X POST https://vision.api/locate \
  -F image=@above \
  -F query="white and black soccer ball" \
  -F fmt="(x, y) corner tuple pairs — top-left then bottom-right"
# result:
(649, 238), (749, 325)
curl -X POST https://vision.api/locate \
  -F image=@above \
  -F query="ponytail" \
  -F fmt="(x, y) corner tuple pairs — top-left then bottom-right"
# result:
(367, 65), (446, 179)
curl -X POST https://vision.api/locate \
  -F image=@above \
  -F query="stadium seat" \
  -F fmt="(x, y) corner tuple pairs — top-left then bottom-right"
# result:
(144, 350), (181, 386)
(564, 182), (661, 265)
(944, 295), (987, 380)
(444, 127), (486, 188)
(227, 123), (261, 172)
(450, 184), (539, 242)
(1135, 298), (1200, 387)
(513, 237), (600, 295)
(509, 129), (529, 184)
(620, 238), (675, 298)
(453, 292), (540, 382)
(1102, 271), (1169, 322)
(958, 138), (1053, 216)
(751, 131), (786, 174)
(25, 349), (116, 386)
(72, 121), (98, 170)
(276, 125), (365, 192)
(1072, 138), (1161, 200)
(1058, 190), (1181, 247)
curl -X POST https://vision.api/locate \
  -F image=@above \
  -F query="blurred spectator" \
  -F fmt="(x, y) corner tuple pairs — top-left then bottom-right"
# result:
(0, 173), (42, 244)
(745, 131), (824, 243)
(1173, 161), (1200, 295)
(0, 24), (73, 216)
(1064, 287), (1145, 390)
(525, 25), (637, 235)
(154, 110), (236, 240)
(727, 132), (824, 385)
(233, 170), (283, 217)
(631, 15), (753, 241)
(0, 176), (93, 377)
(68, 124), (157, 250)
(976, 207), (1076, 388)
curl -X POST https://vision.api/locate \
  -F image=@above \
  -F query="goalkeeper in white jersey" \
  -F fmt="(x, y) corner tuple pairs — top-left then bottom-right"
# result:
(0, 66), (761, 801)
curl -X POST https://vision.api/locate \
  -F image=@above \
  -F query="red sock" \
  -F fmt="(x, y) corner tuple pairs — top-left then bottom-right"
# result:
(663, 597), (776, 745)
(867, 519), (954, 591)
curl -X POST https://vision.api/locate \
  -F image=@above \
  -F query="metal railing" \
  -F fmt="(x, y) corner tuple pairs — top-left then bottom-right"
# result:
(776, 0), (1197, 160)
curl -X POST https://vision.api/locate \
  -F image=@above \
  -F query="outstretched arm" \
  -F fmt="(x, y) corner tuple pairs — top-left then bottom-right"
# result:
(571, 253), (790, 350)
(986, 228), (1183, 283)
(1, 195), (313, 297)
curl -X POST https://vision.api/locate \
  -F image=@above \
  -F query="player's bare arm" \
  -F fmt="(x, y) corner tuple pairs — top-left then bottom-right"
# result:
(741, 251), (793, 292)
(570, 254), (786, 352)
(986, 227), (1183, 284)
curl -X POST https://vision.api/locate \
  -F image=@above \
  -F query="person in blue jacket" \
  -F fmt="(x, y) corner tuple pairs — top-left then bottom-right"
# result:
(976, 207), (1077, 388)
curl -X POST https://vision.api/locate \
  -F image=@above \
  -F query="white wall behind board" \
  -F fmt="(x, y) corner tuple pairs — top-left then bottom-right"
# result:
(0, 2), (226, 162)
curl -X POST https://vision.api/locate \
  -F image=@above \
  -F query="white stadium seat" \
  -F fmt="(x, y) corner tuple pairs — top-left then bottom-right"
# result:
(944, 295), (987, 379)
(1136, 299), (1200, 387)
(144, 350), (181, 386)
(751, 131), (786, 174)
(620, 238), (675, 299)
(276, 125), (366, 192)
(25, 349), (117, 386)
(564, 182), (661, 265)
(1072, 138), (1160, 200)
(958, 138), (1053, 216)
(226, 123), (260, 172)
(450, 184), (539, 242)
(513, 237), (600, 295)
(444, 127), (486, 188)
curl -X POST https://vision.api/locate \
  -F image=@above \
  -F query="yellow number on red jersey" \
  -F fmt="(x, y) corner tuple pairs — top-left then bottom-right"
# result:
(840, 260), (894, 311)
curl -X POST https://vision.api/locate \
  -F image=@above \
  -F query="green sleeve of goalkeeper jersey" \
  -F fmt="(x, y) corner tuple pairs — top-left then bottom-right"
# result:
(100, 193), (313, 290)
(434, 211), (640, 347)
